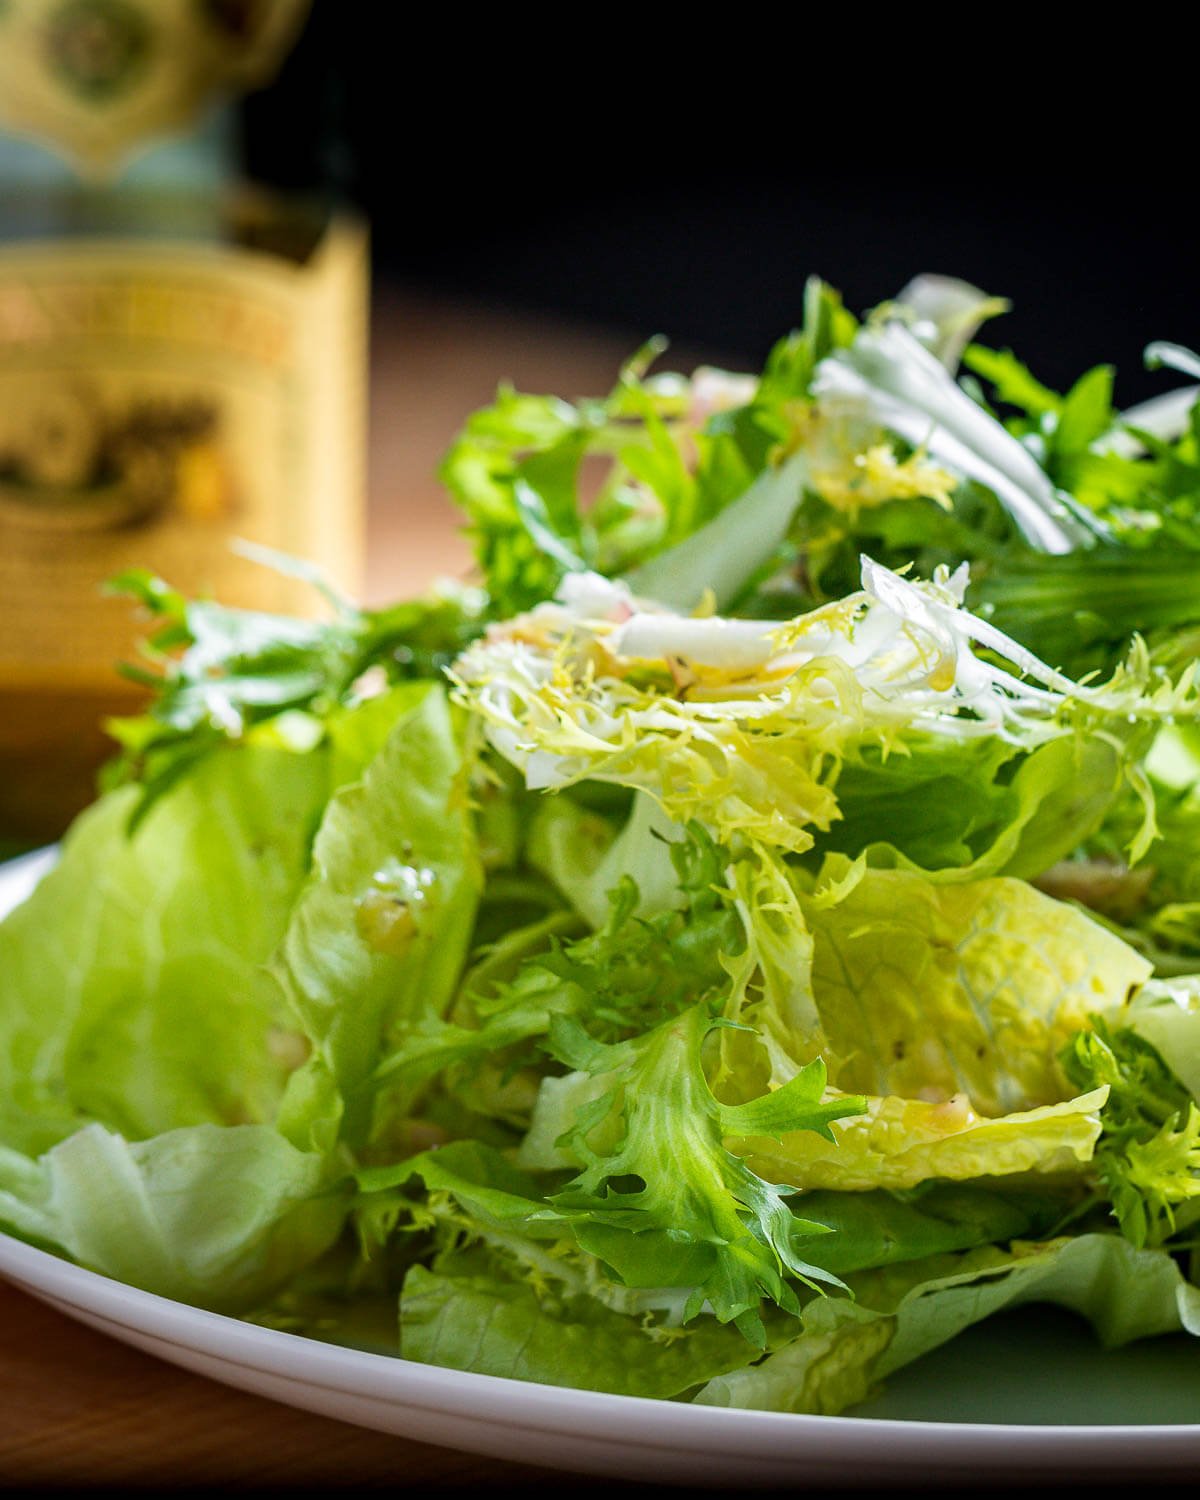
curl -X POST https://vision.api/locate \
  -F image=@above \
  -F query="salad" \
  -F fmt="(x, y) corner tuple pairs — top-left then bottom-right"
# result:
(5, 275), (1200, 1415)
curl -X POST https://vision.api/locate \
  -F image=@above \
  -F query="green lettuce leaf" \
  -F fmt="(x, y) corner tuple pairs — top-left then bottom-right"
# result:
(734, 1088), (1108, 1193)
(1, 1121), (344, 1312)
(788, 1183), (1068, 1277)
(827, 731), (1125, 882)
(626, 452), (810, 613)
(525, 789), (683, 929)
(716, 866), (1143, 1192)
(696, 1234), (1200, 1414)
(0, 746), (329, 1154)
(272, 685), (481, 1152)
(0, 739), (364, 1306)
(1127, 977), (1200, 1101)
(400, 1253), (757, 1398)
(1062, 1014), (1200, 1247)
(803, 868), (1150, 1114)
(105, 561), (485, 814)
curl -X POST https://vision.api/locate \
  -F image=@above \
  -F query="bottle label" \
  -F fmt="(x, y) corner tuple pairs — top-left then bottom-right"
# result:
(0, 214), (366, 690)
(0, 0), (310, 176)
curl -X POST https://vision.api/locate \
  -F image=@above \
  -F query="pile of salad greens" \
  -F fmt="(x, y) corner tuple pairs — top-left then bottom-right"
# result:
(6, 275), (1200, 1414)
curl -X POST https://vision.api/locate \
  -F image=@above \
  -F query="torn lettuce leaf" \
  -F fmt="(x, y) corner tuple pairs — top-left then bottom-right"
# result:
(0, 682), (490, 1309)
(696, 1233), (1200, 1415)
(626, 451), (811, 612)
(1126, 977), (1200, 1102)
(0, 740), (354, 1308)
(525, 789), (684, 930)
(0, 1121), (345, 1313)
(825, 730), (1125, 882)
(518, 856), (1135, 1197)
(733, 1087), (1108, 1193)
(803, 869), (1150, 1114)
(0, 745), (329, 1155)
(786, 1183), (1067, 1277)
(400, 1252), (759, 1398)
(272, 685), (482, 1152)
(722, 867), (1139, 1192)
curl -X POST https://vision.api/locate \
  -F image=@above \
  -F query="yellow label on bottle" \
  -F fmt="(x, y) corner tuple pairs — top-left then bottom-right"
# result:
(0, 213), (366, 690)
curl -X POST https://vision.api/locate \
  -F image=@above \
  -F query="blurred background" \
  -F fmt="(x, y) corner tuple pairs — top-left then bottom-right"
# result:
(246, 4), (1197, 402)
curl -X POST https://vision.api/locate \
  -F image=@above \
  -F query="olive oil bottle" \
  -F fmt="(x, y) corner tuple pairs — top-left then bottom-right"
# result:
(0, 0), (366, 849)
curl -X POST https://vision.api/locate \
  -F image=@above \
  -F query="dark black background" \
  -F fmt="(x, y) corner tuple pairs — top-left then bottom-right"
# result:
(242, 5), (1195, 403)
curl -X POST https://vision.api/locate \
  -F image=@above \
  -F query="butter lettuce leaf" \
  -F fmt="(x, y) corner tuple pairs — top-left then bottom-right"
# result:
(717, 866), (1142, 1192)
(0, 742), (357, 1308)
(525, 790), (684, 930)
(696, 1234), (1200, 1414)
(272, 685), (481, 1152)
(734, 1088), (1108, 1192)
(400, 1253), (757, 1398)
(804, 868), (1150, 1114)
(1127, 977), (1200, 1101)
(0, 746), (329, 1155)
(0, 1121), (345, 1312)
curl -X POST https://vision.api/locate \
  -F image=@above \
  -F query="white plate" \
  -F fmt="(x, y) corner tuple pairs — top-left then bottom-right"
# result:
(2, 851), (1199, 1483)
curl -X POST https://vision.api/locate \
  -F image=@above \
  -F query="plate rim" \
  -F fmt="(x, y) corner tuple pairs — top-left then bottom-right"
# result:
(2, 1228), (1199, 1452)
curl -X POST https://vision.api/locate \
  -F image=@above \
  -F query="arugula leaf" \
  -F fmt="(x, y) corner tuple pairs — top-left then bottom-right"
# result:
(961, 345), (1064, 420)
(105, 564), (486, 814)
(443, 279), (859, 620)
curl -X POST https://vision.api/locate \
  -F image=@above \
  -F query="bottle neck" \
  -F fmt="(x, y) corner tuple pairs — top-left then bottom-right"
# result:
(0, 105), (332, 261)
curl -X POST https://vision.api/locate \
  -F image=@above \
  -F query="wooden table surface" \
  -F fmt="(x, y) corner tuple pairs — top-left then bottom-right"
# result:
(0, 288), (715, 1489)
